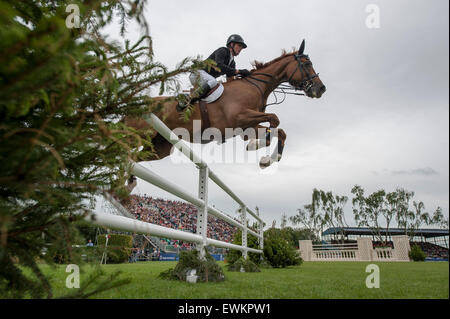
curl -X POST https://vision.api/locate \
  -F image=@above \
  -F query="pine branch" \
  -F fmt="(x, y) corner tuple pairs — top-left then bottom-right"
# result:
(0, 0), (196, 299)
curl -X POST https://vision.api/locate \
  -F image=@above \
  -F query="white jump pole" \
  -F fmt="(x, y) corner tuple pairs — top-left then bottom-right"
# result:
(143, 113), (263, 225)
(131, 162), (262, 239)
(85, 112), (265, 257)
(84, 211), (262, 254)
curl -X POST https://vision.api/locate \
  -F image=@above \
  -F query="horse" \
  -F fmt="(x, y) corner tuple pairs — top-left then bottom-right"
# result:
(125, 40), (325, 172)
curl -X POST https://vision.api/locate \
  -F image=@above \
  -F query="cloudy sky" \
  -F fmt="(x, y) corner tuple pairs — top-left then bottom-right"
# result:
(100, 0), (449, 229)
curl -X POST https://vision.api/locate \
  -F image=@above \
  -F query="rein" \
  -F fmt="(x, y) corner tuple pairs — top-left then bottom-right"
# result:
(242, 54), (317, 111)
(243, 73), (273, 111)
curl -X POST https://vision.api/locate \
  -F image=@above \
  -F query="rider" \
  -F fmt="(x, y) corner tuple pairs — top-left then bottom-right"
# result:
(176, 34), (252, 112)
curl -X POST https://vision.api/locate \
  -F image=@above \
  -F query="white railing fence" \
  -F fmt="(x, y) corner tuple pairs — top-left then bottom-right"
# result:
(85, 113), (264, 260)
(299, 236), (411, 262)
(373, 247), (394, 260)
(312, 243), (359, 261)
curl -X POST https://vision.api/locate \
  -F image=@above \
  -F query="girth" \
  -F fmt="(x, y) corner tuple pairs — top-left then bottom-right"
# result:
(198, 83), (220, 133)
(199, 100), (210, 133)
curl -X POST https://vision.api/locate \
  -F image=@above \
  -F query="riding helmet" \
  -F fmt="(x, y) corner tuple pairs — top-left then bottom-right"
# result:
(226, 34), (247, 48)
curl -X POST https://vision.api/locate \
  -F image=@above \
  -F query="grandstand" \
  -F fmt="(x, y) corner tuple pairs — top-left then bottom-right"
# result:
(321, 227), (449, 261)
(101, 194), (243, 261)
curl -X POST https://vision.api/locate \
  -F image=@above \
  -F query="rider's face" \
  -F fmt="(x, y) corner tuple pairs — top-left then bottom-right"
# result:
(231, 43), (244, 56)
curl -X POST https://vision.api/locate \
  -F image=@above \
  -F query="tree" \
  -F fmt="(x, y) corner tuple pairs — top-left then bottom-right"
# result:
(351, 185), (368, 228)
(352, 186), (445, 243)
(0, 1), (204, 298)
(430, 206), (443, 227)
(365, 189), (387, 243)
(312, 189), (349, 243)
(351, 185), (387, 244)
(280, 213), (287, 229)
(430, 206), (449, 229)
(408, 201), (431, 238)
(383, 190), (401, 244)
(289, 203), (323, 241)
(393, 188), (415, 236)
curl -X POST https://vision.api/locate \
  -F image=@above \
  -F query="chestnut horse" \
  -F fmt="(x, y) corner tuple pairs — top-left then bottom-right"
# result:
(126, 40), (325, 170)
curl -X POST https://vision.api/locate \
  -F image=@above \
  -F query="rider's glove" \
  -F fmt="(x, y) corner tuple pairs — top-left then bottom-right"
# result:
(238, 69), (251, 77)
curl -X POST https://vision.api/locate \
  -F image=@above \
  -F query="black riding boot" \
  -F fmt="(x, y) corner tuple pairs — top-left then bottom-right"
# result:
(176, 96), (201, 112)
(176, 83), (210, 112)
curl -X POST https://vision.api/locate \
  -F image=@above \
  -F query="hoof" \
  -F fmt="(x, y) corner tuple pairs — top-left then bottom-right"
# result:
(259, 156), (272, 169)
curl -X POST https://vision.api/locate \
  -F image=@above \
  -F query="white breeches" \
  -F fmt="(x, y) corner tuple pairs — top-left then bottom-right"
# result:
(189, 70), (218, 89)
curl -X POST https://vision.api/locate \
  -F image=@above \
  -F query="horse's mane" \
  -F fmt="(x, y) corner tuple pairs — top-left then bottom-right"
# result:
(251, 49), (297, 70)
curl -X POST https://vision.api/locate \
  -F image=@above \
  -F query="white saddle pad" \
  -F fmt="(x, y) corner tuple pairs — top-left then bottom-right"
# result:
(201, 83), (224, 103)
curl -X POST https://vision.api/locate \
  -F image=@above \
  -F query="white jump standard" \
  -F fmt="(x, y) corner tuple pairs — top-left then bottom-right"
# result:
(85, 113), (264, 259)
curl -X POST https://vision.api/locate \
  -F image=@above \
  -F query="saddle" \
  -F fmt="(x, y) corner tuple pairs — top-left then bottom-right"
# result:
(197, 83), (224, 132)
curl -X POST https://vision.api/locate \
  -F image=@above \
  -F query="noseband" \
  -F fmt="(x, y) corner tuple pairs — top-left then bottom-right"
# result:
(288, 54), (319, 92)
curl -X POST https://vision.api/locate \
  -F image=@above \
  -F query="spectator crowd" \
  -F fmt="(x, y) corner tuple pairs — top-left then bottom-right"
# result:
(123, 195), (238, 251)
(410, 241), (449, 259)
(328, 239), (448, 259)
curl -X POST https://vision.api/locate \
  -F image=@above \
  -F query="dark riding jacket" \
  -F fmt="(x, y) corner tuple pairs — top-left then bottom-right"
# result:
(204, 47), (236, 78)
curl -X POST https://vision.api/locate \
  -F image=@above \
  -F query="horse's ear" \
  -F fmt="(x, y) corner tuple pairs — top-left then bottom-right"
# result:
(298, 39), (305, 55)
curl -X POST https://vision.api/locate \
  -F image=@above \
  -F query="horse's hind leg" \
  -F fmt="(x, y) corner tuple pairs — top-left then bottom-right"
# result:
(127, 133), (174, 192)
(140, 133), (174, 161)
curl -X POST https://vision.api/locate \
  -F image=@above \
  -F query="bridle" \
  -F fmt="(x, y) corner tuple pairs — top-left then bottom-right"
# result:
(287, 54), (319, 92)
(242, 54), (319, 111)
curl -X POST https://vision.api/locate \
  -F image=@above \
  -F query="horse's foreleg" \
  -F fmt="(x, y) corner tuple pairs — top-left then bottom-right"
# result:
(236, 109), (279, 151)
(246, 125), (274, 151)
(275, 128), (286, 160)
(259, 128), (287, 169)
(236, 109), (280, 128)
(235, 109), (285, 168)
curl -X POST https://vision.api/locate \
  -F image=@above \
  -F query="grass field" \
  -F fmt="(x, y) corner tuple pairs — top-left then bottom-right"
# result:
(36, 261), (449, 299)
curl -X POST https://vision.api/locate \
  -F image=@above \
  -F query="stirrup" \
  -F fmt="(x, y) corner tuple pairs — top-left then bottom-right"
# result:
(176, 101), (187, 112)
(176, 94), (190, 112)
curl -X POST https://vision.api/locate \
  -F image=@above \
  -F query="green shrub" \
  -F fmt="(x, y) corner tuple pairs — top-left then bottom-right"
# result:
(226, 257), (260, 272)
(263, 230), (303, 268)
(225, 229), (263, 265)
(97, 234), (133, 264)
(159, 249), (225, 282)
(409, 244), (426, 261)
